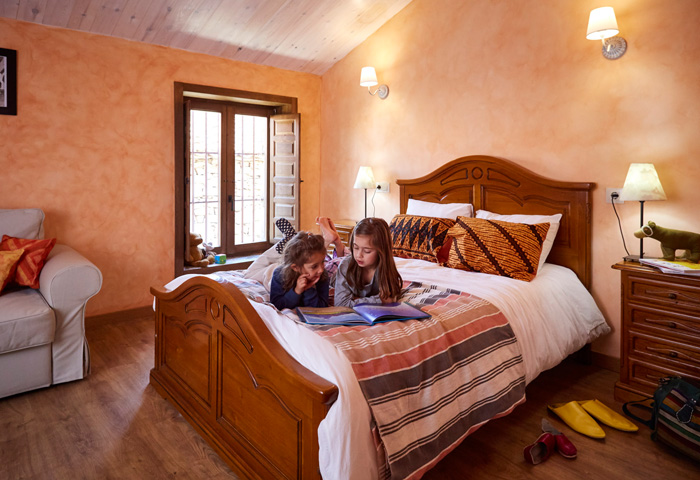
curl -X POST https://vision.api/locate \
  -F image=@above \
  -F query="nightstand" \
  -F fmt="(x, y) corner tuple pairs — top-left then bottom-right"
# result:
(333, 219), (356, 248)
(612, 261), (700, 402)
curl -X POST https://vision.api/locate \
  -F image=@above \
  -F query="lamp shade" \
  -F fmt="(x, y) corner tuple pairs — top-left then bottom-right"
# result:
(620, 163), (667, 201)
(360, 67), (378, 87)
(354, 166), (376, 189)
(586, 6), (619, 40)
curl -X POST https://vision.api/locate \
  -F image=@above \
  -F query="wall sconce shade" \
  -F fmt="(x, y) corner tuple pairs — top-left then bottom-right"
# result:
(586, 7), (619, 40)
(354, 166), (376, 218)
(586, 7), (627, 60)
(360, 66), (389, 99)
(360, 67), (378, 86)
(620, 163), (666, 261)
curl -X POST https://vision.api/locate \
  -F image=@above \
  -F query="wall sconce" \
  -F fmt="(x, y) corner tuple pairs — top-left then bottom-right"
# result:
(360, 67), (389, 100)
(586, 6), (627, 60)
(354, 166), (376, 218)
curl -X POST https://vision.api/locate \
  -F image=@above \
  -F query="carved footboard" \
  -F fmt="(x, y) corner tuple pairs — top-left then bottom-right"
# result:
(150, 276), (338, 480)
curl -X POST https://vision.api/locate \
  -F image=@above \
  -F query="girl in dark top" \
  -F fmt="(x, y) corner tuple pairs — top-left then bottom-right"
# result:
(270, 232), (330, 310)
(334, 217), (403, 307)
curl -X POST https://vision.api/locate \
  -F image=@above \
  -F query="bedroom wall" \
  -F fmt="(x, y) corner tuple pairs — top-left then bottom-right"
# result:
(320, 0), (700, 360)
(0, 18), (322, 315)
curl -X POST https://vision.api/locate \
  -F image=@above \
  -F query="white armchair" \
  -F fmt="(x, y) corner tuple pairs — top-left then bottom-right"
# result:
(0, 209), (102, 398)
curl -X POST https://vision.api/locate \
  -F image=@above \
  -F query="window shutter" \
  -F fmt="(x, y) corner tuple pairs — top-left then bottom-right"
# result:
(269, 113), (300, 242)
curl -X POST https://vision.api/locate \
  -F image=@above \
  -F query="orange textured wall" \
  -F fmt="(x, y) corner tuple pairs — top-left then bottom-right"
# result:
(0, 18), (322, 315)
(320, 0), (700, 359)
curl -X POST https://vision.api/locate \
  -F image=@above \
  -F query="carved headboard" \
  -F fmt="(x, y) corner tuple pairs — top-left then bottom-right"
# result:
(397, 155), (594, 288)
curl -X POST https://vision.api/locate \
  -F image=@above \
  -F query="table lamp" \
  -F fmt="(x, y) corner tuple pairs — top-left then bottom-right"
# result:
(353, 166), (376, 218)
(620, 163), (666, 261)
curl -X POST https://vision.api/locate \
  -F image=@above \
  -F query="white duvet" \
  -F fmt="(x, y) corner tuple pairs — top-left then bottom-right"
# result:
(164, 258), (610, 480)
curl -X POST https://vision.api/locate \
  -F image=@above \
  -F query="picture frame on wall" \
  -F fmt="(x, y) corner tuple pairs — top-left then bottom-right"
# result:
(0, 48), (17, 116)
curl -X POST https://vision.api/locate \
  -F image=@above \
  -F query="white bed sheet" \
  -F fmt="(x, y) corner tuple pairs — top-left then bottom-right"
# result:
(163, 259), (609, 480)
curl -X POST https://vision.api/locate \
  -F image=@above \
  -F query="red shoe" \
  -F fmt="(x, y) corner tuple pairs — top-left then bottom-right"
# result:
(553, 433), (577, 459)
(542, 418), (577, 459)
(523, 432), (556, 465)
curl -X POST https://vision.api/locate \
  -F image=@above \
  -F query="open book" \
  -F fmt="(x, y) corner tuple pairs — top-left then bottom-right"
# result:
(639, 258), (700, 275)
(297, 302), (430, 326)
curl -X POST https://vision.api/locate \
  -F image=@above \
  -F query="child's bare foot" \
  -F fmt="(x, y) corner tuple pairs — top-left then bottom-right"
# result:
(316, 216), (345, 256)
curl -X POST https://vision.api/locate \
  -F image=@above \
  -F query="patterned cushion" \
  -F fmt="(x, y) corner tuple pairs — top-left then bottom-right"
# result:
(389, 214), (456, 264)
(0, 249), (25, 293)
(0, 235), (57, 289)
(446, 217), (549, 281)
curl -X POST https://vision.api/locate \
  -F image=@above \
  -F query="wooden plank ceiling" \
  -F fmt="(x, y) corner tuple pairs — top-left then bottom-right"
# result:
(0, 0), (413, 75)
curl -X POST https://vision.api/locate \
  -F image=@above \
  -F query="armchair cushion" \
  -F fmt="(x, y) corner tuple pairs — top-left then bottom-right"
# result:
(1, 236), (57, 288)
(0, 288), (55, 352)
(0, 209), (45, 240)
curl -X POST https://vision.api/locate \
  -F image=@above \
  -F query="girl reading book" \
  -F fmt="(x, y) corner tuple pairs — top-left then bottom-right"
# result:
(245, 217), (347, 293)
(334, 217), (403, 307)
(270, 232), (330, 310)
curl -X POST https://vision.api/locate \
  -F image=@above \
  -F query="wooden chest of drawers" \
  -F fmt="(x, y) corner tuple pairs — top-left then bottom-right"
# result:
(612, 262), (700, 402)
(334, 220), (356, 247)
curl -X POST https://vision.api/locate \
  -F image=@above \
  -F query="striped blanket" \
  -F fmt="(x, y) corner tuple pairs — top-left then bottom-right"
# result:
(306, 281), (526, 480)
(215, 272), (526, 479)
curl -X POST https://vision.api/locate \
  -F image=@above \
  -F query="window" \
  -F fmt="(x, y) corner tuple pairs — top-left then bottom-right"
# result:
(174, 83), (299, 276)
(187, 101), (270, 255)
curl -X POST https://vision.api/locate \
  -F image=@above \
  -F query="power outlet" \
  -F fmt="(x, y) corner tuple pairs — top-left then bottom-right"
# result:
(606, 188), (624, 204)
(376, 181), (390, 193)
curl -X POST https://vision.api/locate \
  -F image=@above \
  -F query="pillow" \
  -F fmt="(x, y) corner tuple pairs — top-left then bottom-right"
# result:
(446, 217), (550, 281)
(475, 210), (562, 271)
(0, 235), (57, 289)
(389, 214), (456, 264)
(0, 249), (25, 294)
(406, 199), (474, 219)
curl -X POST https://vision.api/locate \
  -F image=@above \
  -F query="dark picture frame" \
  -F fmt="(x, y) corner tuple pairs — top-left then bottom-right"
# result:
(0, 48), (17, 116)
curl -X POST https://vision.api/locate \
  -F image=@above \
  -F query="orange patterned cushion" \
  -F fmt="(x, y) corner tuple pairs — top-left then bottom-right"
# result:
(0, 249), (25, 293)
(0, 235), (57, 289)
(446, 217), (549, 281)
(389, 214), (456, 264)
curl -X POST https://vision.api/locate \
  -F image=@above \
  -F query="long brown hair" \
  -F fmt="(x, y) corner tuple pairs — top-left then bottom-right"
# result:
(345, 217), (402, 300)
(280, 232), (328, 291)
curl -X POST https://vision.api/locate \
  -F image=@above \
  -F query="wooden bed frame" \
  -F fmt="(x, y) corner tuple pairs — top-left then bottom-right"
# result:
(150, 155), (593, 479)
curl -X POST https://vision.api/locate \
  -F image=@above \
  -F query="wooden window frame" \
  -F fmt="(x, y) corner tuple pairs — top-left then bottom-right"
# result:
(174, 82), (297, 277)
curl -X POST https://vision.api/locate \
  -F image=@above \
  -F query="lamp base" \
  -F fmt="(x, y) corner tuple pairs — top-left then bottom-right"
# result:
(623, 254), (641, 263)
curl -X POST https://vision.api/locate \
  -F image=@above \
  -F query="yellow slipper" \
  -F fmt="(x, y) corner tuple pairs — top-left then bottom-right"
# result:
(578, 399), (638, 432)
(547, 401), (606, 439)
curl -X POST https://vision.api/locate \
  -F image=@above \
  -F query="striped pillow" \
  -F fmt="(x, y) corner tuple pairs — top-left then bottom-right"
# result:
(446, 217), (549, 281)
(0, 235), (57, 289)
(389, 214), (456, 264)
(0, 249), (25, 293)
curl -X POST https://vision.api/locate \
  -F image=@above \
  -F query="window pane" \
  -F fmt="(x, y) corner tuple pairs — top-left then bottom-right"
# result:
(189, 109), (221, 248)
(234, 114), (267, 245)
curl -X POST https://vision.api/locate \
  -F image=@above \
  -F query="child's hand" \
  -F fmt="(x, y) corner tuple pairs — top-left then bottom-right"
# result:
(294, 274), (319, 295)
(380, 294), (397, 304)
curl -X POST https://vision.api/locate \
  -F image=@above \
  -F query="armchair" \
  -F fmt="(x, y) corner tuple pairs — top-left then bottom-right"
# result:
(0, 209), (102, 398)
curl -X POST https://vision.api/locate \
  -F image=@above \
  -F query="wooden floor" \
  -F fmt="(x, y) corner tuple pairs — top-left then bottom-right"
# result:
(1, 313), (697, 479)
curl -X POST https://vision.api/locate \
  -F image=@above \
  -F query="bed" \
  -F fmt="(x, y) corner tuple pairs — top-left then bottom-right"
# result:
(150, 155), (609, 479)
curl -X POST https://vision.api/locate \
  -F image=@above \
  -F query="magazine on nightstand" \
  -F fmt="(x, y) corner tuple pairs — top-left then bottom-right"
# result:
(638, 258), (700, 275)
(296, 302), (430, 326)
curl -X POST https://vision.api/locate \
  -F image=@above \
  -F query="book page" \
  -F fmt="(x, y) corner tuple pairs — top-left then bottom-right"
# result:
(296, 306), (370, 325)
(353, 302), (429, 323)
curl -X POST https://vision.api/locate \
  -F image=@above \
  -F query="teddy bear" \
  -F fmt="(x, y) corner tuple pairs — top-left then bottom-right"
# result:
(634, 221), (700, 263)
(186, 232), (215, 267)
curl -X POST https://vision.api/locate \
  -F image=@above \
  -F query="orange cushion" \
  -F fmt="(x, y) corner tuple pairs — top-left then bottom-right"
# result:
(0, 235), (57, 289)
(389, 214), (456, 264)
(446, 217), (549, 281)
(0, 249), (25, 293)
